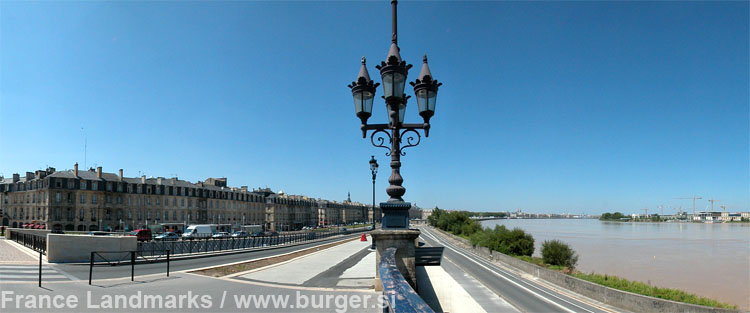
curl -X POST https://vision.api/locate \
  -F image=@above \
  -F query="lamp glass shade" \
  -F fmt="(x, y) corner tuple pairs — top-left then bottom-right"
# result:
(382, 72), (406, 98)
(353, 90), (374, 116)
(416, 89), (437, 113)
(398, 102), (406, 124)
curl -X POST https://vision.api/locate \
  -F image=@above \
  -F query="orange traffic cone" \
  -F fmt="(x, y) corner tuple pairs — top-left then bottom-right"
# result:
(360, 233), (367, 241)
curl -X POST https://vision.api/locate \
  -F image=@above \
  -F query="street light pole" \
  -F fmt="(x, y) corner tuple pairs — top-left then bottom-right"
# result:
(369, 156), (379, 226)
(348, 0), (441, 229)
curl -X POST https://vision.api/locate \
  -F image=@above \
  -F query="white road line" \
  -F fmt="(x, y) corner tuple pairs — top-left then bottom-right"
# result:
(0, 273), (66, 279)
(0, 268), (57, 275)
(420, 227), (595, 313)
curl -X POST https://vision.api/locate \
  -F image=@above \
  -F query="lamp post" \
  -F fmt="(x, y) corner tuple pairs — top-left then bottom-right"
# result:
(369, 156), (378, 226)
(348, 0), (441, 229)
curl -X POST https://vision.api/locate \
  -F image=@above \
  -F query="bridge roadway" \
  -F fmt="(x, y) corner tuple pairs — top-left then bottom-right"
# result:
(52, 233), (362, 281)
(418, 226), (619, 313)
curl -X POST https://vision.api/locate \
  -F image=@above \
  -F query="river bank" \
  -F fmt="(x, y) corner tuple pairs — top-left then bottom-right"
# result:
(480, 219), (750, 310)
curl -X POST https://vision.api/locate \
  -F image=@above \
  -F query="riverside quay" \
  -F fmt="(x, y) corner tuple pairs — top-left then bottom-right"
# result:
(0, 164), (377, 232)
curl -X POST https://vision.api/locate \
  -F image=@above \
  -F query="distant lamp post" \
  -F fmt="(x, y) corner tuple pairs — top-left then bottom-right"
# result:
(369, 156), (379, 225)
(348, 0), (442, 229)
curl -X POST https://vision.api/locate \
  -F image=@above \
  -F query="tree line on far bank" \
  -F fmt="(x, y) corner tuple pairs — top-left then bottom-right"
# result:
(427, 208), (577, 268)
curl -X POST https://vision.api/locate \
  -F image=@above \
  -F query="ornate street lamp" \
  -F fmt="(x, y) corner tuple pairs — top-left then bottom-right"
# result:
(348, 0), (441, 229)
(369, 155), (379, 225)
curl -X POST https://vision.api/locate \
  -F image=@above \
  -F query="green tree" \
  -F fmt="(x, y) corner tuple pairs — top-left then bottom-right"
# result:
(541, 240), (579, 269)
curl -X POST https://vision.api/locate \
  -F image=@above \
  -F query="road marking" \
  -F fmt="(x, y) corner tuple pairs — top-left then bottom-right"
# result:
(420, 227), (595, 313)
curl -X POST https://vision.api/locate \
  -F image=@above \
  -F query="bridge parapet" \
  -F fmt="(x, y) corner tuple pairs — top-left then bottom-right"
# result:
(379, 247), (435, 313)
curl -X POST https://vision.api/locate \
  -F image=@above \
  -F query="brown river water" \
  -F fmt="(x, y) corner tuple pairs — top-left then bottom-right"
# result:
(481, 219), (750, 310)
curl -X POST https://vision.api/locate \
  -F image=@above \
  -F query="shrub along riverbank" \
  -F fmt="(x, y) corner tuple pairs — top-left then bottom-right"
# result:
(427, 209), (737, 309)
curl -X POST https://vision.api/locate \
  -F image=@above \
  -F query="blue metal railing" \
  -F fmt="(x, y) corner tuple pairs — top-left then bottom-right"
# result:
(379, 247), (435, 313)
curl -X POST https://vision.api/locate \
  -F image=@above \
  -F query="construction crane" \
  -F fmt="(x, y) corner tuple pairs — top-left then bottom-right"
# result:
(708, 198), (720, 211)
(676, 196), (702, 215)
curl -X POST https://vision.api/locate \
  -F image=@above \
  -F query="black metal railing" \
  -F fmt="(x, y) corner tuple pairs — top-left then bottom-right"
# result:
(136, 228), (366, 257)
(88, 250), (171, 285)
(9, 230), (47, 255)
(379, 247), (435, 313)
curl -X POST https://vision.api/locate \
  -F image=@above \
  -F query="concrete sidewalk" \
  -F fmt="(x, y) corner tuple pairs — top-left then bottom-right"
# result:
(0, 239), (39, 264)
(235, 239), (374, 288)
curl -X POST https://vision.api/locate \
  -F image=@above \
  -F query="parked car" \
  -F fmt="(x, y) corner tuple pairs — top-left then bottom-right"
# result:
(265, 231), (279, 237)
(182, 225), (214, 239)
(250, 231), (265, 237)
(50, 229), (64, 234)
(155, 232), (180, 241)
(88, 231), (110, 236)
(367, 226), (374, 231)
(231, 231), (249, 238)
(131, 229), (152, 242)
(212, 232), (230, 238)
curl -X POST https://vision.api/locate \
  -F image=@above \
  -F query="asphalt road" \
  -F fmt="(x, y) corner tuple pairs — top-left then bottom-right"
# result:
(418, 226), (618, 313)
(52, 233), (362, 281)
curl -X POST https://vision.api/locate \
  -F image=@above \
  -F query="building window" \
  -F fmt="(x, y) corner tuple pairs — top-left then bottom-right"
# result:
(156, 198), (160, 206)
(127, 185), (132, 193)
(128, 197), (132, 205)
(80, 194), (86, 204)
(106, 209), (111, 220)
(80, 180), (87, 190)
(147, 211), (151, 220)
(173, 211), (177, 221)
(127, 210), (132, 220)
(67, 208), (73, 221)
(117, 183), (123, 192)
(137, 210), (142, 221)
(92, 195), (97, 204)
(181, 199), (185, 207)
(92, 181), (98, 190)
(67, 193), (73, 204)
(106, 195), (112, 204)
(147, 198), (151, 206)
(91, 209), (97, 221)
(68, 180), (74, 189)
(79, 209), (84, 221)
(106, 183), (112, 192)
(117, 196), (122, 204)
(55, 192), (61, 203)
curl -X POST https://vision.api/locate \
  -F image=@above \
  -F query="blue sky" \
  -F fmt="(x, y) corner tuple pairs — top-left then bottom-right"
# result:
(1, 1), (748, 214)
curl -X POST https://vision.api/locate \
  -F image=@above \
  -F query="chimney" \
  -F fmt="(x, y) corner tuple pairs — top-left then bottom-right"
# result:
(74, 163), (79, 177)
(119, 169), (123, 181)
(26, 172), (34, 180)
(141, 175), (146, 184)
(12, 173), (20, 183)
(96, 166), (102, 178)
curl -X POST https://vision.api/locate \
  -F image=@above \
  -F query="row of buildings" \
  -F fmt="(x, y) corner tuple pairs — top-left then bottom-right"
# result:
(0, 164), (381, 232)
(629, 211), (750, 222)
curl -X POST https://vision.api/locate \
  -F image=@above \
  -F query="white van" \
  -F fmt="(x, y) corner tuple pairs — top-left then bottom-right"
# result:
(182, 225), (214, 238)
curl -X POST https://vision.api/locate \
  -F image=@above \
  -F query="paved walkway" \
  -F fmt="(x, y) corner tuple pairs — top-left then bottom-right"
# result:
(236, 239), (374, 288)
(0, 238), (38, 263)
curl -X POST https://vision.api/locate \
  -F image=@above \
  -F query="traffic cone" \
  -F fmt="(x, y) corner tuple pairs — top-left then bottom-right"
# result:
(360, 233), (367, 241)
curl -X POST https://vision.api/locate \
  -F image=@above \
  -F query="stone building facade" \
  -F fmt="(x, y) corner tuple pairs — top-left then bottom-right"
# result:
(0, 165), (369, 232)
